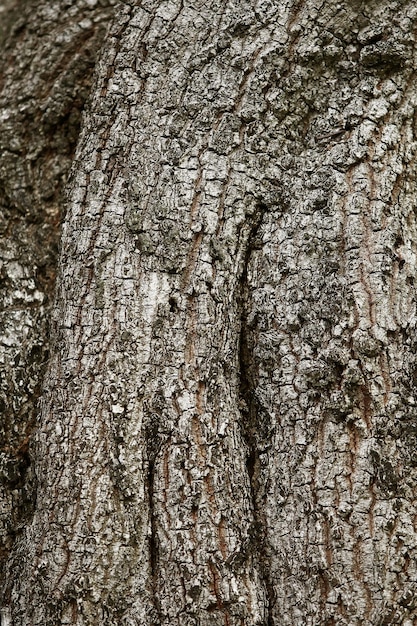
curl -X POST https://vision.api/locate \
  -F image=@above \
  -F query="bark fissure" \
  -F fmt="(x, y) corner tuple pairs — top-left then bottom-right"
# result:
(148, 457), (162, 626)
(237, 204), (274, 626)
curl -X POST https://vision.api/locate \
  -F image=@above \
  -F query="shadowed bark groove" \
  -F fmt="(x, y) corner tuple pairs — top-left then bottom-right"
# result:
(2, 0), (417, 624)
(238, 207), (275, 626)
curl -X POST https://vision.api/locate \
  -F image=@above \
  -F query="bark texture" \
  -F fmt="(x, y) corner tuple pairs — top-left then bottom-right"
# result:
(2, 0), (417, 625)
(0, 0), (115, 594)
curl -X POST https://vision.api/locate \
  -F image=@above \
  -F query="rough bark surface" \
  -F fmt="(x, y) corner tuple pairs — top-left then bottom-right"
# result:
(0, 0), (115, 594)
(2, 0), (417, 625)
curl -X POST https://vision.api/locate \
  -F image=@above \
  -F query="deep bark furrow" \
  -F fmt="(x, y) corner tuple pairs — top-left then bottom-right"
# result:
(237, 202), (274, 621)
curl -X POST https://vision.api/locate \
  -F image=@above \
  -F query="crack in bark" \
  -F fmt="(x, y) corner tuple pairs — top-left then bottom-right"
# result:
(148, 457), (161, 626)
(237, 203), (274, 626)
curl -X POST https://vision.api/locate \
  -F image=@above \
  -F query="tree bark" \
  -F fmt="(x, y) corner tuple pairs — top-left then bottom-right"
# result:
(0, 0), (115, 605)
(2, 0), (417, 625)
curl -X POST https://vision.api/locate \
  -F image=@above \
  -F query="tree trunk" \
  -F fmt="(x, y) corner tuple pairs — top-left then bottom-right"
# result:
(0, 0), (115, 604)
(2, 0), (417, 624)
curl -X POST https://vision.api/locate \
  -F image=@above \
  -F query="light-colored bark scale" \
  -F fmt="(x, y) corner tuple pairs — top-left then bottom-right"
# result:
(2, 0), (417, 625)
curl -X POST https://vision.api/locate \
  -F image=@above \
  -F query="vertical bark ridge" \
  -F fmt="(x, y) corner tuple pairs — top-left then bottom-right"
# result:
(0, 0), (115, 607)
(3, 4), (158, 624)
(239, 1), (417, 624)
(4, 0), (283, 623)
